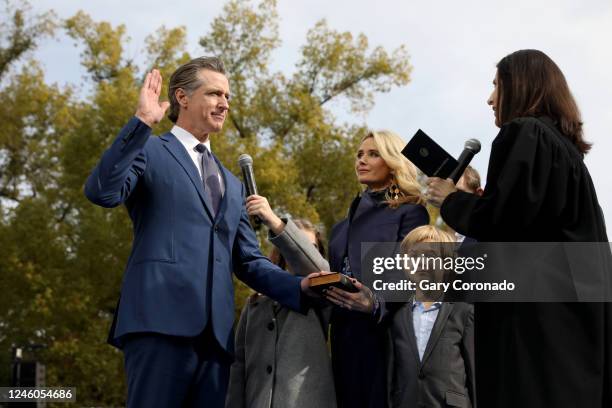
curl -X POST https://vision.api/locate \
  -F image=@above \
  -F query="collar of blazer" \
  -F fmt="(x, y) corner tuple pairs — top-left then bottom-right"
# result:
(159, 132), (229, 221)
(348, 190), (383, 225)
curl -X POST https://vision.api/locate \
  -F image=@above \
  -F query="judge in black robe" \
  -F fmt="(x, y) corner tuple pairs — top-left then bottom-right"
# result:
(426, 50), (611, 408)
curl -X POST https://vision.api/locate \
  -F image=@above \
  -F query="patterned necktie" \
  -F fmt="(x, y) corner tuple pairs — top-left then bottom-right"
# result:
(195, 143), (223, 215)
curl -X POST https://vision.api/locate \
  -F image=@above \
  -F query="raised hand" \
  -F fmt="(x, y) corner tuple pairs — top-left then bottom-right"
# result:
(135, 69), (170, 127)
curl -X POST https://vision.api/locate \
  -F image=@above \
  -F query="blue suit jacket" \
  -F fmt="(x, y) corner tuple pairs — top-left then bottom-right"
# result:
(85, 117), (303, 352)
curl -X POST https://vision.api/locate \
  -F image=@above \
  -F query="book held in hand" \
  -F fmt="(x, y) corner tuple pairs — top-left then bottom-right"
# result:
(402, 129), (459, 178)
(309, 272), (359, 293)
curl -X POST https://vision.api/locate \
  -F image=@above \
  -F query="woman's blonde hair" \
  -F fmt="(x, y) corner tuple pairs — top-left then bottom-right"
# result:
(361, 130), (424, 207)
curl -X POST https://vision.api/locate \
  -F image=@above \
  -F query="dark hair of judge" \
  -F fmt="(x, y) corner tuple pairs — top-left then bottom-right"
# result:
(268, 219), (326, 271)
(496, 49), (591, 155)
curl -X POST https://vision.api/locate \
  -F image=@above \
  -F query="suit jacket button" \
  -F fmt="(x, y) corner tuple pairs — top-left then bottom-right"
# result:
(214, 225), (219, 232)
(266, 365), (273, 374)
(267, 321), (275, 331)
(418, 372), (426, 379)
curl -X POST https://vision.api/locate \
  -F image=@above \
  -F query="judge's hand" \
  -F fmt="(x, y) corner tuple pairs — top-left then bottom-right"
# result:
(426, 177), (457, 208)
(135, 69), (170, 127)
(324, 278), (375, 314)
(246, 195), (284, 235)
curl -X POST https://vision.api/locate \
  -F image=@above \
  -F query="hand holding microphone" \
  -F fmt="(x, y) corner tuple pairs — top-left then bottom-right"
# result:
(448, 139), (481, 183)
(238, 153), (262, 226)
(426, 139), (481, 208)
(426, 177), (457, 208)
(239, 153), (292, 235)
(246, 195), (285, 234)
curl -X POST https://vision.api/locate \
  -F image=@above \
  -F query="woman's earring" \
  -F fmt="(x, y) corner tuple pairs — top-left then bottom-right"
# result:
(386, 175), (402, 201)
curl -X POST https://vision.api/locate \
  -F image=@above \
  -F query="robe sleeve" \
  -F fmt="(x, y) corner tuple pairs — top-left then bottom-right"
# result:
(441, 118), (564, 241)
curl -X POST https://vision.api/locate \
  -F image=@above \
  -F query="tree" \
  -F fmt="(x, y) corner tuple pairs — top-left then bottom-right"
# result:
(0, 0), (56, 80)
(200, 0), (411, 231)
(0, 0), (412, 404)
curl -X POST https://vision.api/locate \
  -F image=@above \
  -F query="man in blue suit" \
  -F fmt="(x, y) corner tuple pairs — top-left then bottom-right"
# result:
(85, 57), (311, 407)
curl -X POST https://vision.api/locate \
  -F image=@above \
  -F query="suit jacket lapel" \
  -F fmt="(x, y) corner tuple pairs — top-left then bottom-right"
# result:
(402, 301), (422, 367)
(160, 132), (215, 220)
(420, 302), (453, 368)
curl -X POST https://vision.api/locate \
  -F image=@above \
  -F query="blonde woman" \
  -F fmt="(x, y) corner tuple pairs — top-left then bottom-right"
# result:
(322, 130), (429, 408)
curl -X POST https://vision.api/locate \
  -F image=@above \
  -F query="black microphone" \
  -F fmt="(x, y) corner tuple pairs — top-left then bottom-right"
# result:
(238, 154), (258, 196)
(238, 154), (261, 225)
(448, 139), (481, 184)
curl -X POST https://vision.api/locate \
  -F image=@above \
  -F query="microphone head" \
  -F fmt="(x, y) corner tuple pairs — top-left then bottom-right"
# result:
(238, 154), (253, 168)
(464, 138), (481, 153)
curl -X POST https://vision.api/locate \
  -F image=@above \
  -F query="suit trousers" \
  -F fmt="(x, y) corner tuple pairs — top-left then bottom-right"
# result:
(122, 326), (232, 408)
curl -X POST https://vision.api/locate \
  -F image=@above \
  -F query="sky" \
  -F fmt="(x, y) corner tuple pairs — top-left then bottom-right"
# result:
(29, 0), (612, 234)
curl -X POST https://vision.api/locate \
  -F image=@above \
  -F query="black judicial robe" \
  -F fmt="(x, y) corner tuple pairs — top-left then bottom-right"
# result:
(441, 116), (611, 407)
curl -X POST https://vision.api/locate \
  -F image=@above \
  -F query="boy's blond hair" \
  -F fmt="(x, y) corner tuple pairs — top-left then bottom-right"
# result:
(400, 225), (456, 259)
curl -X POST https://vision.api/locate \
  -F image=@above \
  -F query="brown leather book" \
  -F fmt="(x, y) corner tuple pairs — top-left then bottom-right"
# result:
(309, 272), (359, 293)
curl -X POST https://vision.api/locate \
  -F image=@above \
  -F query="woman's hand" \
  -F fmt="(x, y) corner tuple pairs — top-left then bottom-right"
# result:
(324, 278), (375, 314)
(426, 177), (457, 208)
(245, 195), (284, 234)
